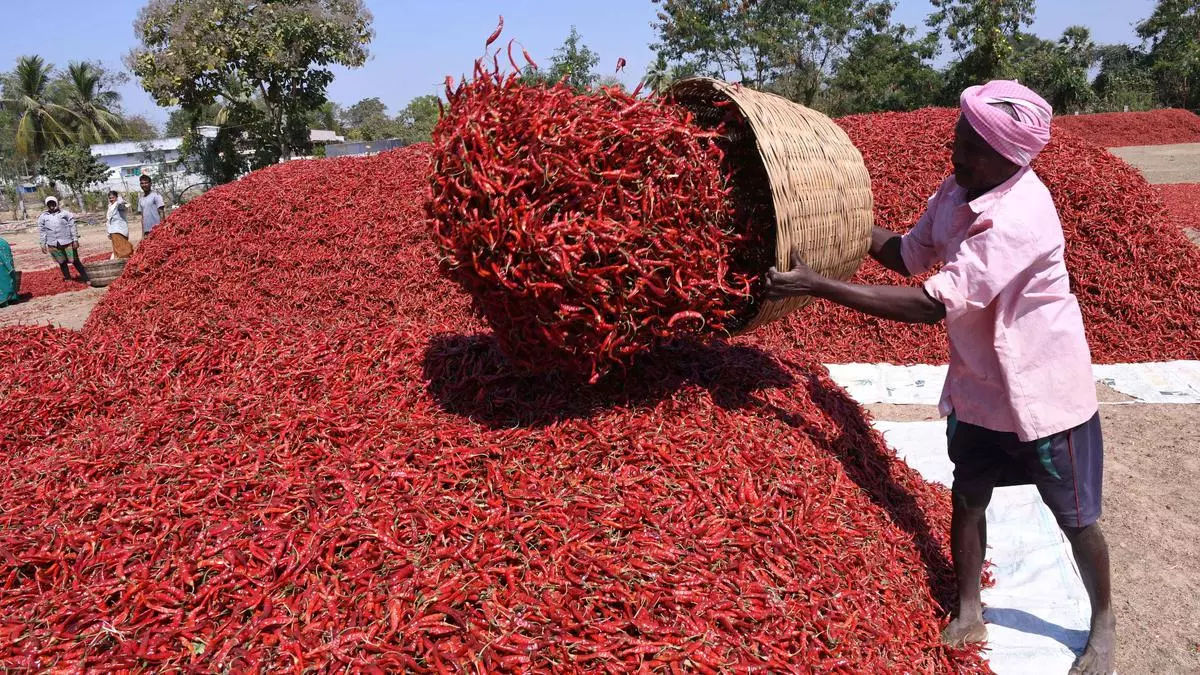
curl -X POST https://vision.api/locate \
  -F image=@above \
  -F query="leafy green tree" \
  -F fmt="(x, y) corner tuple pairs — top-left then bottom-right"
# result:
(308, 101), (343, 135)
(129, 0), (374, 163)
(0, 109), (28, 219)
(548, 26), (600, 92)
(1093, 44), (1157, 111)
(181, 124), (244, 187)
(651, 0), (894, 107)
(394, 95), (440, 145)
(165, 105), (221, 137)
(41, 144), (111, 210)
(339, 97), (394, 141)
(1014, 27), (1097, 113)
(1, 55), (77, 157)
(1137, 0), (1200, 109)
(119, 114), (160, 141)
(641, 52), (699, 95)
(928, 0), (1036, 95)
(827, 25), (943, 115)
(55, 61), (125, 144)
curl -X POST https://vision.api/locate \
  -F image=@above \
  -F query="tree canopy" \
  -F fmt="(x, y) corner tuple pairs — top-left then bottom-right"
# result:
(42, 144), (111, 210)
(129, 0), (374, 162)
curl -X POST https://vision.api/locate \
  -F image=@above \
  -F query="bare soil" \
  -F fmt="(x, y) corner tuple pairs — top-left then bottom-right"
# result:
(1109, 143), (1200, 185)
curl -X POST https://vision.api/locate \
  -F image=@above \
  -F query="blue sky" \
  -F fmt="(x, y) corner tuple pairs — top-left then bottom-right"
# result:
(0, 0), (1159, 129)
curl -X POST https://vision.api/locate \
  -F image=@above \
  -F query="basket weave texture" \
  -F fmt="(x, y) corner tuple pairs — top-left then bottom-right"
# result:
(85, 258), (127, 288)
(669, 77), (873, 332)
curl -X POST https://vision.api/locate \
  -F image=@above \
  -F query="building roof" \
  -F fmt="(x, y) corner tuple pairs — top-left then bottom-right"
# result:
(90, 138), (184, 157)
(310, 129), (345, 143)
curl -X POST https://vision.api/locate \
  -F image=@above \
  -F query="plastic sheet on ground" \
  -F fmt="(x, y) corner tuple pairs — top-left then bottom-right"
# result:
(873, 420), (1093, 675)
(826, 361), (1200, 405)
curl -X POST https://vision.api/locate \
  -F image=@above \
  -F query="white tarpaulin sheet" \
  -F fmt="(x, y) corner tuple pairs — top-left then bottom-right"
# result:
(873, 421), (1093, 674)
(827, 361), (1200, 405)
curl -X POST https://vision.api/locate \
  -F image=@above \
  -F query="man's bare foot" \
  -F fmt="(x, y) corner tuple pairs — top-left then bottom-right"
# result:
(1069, 614), (1116, 675)
(941, 615), (988, 647)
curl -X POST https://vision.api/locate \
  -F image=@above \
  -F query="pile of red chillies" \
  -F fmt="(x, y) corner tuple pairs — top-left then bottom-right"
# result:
(747, 107), (1200, 364)
(1156, 183), (1200, 232)
(430, 33), (765, 383)
(1053, 108), (1200, 147)
(0, 146), (987, 671)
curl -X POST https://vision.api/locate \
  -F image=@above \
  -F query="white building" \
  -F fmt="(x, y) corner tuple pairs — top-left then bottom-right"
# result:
(89, 136), (205, 195)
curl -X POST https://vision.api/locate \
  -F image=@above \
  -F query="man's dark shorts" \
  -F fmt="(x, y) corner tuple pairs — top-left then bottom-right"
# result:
(948, 411), (1103, 529)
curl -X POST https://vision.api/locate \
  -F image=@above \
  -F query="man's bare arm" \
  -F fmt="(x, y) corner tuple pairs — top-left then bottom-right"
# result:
(869, 226), (910, 277)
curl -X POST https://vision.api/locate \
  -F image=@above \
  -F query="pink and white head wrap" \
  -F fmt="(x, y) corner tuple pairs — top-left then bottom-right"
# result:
(959, 80), (1053, 167)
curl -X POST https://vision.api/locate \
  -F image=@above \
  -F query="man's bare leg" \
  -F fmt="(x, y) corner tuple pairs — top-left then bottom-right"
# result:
(942, 488), (991, 646)
(1064, 523), (1116, 675)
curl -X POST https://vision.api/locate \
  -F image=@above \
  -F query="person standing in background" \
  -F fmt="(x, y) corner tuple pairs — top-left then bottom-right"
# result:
(106, 190), (134, 259)
(138, 175), (166, 235)
(38, 196), (89, 282)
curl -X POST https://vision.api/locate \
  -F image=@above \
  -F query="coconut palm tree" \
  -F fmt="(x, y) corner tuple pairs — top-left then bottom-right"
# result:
(1, 55), (77, 157)
(56, 61), (123, 144)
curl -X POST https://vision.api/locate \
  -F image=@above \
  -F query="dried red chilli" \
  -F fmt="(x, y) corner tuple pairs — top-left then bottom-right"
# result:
(428, 25), (769, 383)
(1053, 108), (1200, 148)
(0, 146), (987, 671)
(1156, 183), (1200, 230)
(747, 107), (1200, 365)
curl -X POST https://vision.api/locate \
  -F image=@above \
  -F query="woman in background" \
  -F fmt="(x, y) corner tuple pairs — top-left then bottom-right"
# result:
(107, 190), (134, 259)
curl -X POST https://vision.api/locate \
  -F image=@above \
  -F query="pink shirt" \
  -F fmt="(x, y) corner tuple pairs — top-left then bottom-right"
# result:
(900, 167), (1097, 442)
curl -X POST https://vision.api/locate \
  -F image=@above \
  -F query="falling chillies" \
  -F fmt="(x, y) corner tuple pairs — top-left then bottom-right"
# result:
(428, 24), (772, 383)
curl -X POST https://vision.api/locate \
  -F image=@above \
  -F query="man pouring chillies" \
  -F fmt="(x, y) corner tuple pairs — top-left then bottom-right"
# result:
(764, 81), (1114, 675)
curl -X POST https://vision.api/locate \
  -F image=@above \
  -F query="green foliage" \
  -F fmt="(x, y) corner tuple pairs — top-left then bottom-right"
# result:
(181, 125), (244, 187)
(1137, 0), (1200, 109)
(119, 115), (159, 141)
(129, 0), (374, 162)
(928, 0), (1036, 94)
(41, 144), (110, 209)
(642, 52), (698, 96)
(165, 105), (221, 137)
(395, 95), (440, 145)
(340, 97), (394, 141)
(1, 55), (78, 157)
(1013, 27), (1097, 113)
(308, 101), (343, 135)
(549, 26), (600, 92)
(652, 0), (895, 107)
(55, 61), (125, 145)
(826, 25), (943, 115)
(1093, 44), (1158, 111)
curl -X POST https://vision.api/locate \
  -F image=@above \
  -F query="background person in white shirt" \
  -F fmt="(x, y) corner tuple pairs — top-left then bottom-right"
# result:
(138, 175), (166, 235)
(37, 196), (89, 282)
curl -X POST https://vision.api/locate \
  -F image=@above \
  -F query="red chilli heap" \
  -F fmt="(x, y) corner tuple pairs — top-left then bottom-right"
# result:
(428, 32), (765, 383)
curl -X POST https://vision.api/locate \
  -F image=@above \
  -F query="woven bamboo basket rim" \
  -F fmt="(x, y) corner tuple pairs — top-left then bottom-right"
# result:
(669, 77), (873, 333)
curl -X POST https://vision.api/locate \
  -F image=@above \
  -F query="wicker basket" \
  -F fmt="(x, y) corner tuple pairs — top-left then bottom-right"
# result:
(669, 77), (873, 333)
(85, 258), (128, 288)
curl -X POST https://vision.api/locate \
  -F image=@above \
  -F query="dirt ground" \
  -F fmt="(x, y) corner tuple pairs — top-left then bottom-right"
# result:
(0, 151), (1196, 675)
(1109, 143), (1200, 185)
